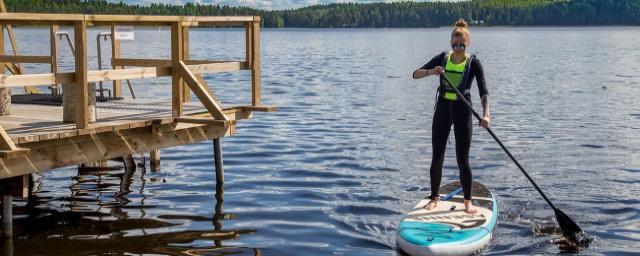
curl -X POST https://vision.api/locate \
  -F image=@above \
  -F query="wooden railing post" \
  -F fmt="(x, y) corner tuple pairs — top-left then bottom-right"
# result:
(74, 20), (89, 129)
(50, 25), (59, 95)
(171, 22), (184, 117)
(110, 25), (122, 98)
(245, 22), (252, 70)
(181, 25), (191, 103)
(251, 18), (261, 106)
(0, 25), (9, 116)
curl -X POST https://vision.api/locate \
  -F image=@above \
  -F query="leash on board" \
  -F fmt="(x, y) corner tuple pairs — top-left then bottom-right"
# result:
(441, 187), (463, 201)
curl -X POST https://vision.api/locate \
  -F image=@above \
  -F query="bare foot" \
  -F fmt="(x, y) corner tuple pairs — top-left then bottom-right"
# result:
(423, 198), (438, 210)
(464, 199), (478, 215)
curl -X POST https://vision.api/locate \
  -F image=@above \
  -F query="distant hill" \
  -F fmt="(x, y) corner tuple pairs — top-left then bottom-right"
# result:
(5, 0), (640, 27)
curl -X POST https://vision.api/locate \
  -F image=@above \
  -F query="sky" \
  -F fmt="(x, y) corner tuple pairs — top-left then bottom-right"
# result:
(112, 0), (452, 11)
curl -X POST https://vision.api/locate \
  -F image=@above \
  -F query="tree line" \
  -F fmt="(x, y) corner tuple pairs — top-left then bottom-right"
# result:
(5, 0), (640, 27)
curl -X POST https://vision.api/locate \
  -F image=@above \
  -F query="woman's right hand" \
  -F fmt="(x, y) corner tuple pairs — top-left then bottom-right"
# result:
(428, 66), (445, 76)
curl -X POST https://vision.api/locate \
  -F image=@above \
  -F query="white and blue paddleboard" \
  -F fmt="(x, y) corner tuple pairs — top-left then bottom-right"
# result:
(397, 181), (498, 256)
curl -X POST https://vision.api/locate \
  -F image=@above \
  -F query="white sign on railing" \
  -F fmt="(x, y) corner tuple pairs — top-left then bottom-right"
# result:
(114, 26), (134, 40)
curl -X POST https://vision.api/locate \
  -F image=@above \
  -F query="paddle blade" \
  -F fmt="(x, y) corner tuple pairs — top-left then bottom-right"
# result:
(553, 208), (591, 247)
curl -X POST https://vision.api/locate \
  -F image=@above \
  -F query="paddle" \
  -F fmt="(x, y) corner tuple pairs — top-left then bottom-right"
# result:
(439, 73), (589, 246)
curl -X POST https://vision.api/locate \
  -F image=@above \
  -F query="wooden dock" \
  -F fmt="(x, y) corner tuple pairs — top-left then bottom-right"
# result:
(0, 12), (275, 239)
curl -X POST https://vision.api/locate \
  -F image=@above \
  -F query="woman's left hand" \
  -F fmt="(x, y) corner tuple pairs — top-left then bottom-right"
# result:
(480, 116), (490, 129)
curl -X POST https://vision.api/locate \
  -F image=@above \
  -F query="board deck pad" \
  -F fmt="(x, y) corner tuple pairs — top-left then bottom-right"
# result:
(397, 181), (498, 256)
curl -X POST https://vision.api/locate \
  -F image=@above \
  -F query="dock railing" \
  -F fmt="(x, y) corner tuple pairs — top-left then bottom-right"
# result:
(0, 13), (270, 158)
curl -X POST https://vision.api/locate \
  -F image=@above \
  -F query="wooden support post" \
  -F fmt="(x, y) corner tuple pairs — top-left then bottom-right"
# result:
(0, 25), (9, 116)
(63, 82), (95, 124)
(121, 155), (136, 172)
(110, 25), (122, 98)
(50, 25), (59, 95)
(213, 174), (224, 247)
(245, 22), (252, 70)
(0, 176), (28, 198)
(73, 21), (89, 129)
(150, 149), (160, 172)
(171, 22), (184, 117)
(181, 26), (191, 103)
(0, 122), (29, 200)
(251, 20), (261, 106)
(120, 155), (136, 193)
(2, 176), (27, 198)
(1, 237), (13, 254)
(1, 195), (12, 238)
(213, 138), (223, 185)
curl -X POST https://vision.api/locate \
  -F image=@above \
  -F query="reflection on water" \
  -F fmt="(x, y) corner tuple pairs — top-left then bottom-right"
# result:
(4, 27), (640, 255)
(9, 158), (261, 256)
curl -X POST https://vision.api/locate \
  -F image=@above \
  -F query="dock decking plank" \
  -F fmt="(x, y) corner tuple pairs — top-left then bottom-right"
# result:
(0, 99), (252, 144)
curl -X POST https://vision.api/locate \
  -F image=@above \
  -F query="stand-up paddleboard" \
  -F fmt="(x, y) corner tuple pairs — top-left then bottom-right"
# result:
(397, 181), (498, 256)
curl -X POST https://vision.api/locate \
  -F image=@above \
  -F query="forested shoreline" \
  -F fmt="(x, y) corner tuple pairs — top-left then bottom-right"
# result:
(5, 0), (640, 28)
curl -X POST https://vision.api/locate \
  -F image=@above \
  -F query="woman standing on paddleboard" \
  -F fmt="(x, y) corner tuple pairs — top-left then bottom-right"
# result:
(412, 19), (491, 214)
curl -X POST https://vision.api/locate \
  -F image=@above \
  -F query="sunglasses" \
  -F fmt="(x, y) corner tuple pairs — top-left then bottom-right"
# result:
(451, 43), (466, 50)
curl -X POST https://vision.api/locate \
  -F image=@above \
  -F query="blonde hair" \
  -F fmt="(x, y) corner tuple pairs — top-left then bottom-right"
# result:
(452, 18), (470, 40)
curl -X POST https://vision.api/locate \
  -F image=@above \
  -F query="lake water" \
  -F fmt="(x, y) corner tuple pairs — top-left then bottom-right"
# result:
(5, 27), (640, 255)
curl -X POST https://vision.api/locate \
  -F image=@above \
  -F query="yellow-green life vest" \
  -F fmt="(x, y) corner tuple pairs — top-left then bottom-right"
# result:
(443, 52), (470, 101)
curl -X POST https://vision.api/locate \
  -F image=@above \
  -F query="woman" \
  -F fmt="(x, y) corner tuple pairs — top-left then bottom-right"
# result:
(412, 19), (490, 214)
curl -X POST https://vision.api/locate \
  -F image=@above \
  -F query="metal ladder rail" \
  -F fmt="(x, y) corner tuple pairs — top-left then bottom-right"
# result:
(54, 31), (74, 95)
(97, 32), (136, 99)
(55, 31), (136, 99)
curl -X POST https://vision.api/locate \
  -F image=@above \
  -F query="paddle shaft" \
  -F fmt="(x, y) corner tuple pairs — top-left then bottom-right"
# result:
(440, 74), (558, 211)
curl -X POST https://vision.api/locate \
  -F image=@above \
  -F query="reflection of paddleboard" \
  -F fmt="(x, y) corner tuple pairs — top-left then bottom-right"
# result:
(397, 181), (498, 256)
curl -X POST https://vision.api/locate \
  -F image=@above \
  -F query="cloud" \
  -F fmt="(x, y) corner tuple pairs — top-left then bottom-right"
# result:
(109, 0), (445, 10)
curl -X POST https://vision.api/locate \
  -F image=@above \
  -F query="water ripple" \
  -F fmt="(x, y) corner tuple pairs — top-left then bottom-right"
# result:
(6, 27), (640, 255)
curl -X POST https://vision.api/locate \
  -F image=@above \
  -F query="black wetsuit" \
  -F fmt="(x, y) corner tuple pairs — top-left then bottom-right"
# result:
(418, 52), (488, 201)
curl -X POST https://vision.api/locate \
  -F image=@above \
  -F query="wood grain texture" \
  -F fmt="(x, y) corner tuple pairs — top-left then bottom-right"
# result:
(177, 61), (228, 121)
(110, 25), (122, 97)
(251, 21), (261, 106)
(171, 22), (184, 117)
(73, 21), (89, 129)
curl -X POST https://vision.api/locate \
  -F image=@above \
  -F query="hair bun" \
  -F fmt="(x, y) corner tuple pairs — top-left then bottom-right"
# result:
(454, 18), (468, 28)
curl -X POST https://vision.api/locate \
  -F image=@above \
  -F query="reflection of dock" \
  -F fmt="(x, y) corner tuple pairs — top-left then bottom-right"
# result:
(2, 163), (260, 255)
(0, 12), (275, 241)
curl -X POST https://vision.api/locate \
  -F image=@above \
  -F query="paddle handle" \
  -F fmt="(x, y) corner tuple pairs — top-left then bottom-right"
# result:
(440, 74), (557, 210)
